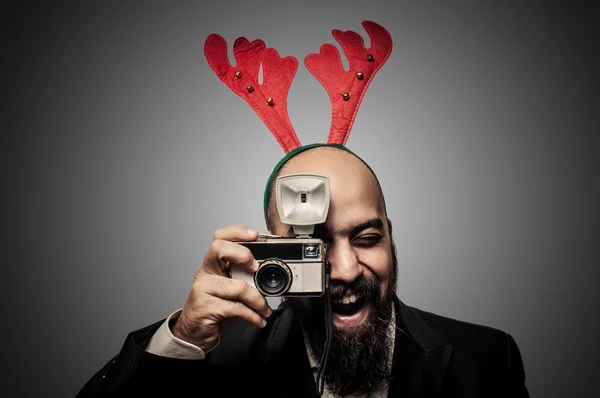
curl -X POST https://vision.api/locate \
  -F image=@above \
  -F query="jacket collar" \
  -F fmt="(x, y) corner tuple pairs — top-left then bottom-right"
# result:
(388, 296), (453, 397)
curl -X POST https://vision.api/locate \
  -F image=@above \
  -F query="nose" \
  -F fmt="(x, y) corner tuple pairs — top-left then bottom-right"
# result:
(326, 240), (363, 284)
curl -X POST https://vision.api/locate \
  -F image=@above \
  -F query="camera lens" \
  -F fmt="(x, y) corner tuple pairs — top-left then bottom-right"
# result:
(255, 260), (292, 296)
(265, 270), (282, 288)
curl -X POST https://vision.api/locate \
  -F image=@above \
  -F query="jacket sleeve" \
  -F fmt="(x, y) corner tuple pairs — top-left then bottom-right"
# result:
(506, 333), (529, 397)
(74, 319), (214, 397)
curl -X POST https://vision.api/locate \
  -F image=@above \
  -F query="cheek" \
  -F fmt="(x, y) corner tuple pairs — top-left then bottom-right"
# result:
(357, 246), (393, 284)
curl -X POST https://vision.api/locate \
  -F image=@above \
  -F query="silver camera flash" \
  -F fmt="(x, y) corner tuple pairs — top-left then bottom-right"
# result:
(276, 174), (330, 237)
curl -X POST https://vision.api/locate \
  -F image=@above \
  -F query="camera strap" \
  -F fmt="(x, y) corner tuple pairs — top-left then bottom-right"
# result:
(315, 288), (333, 396)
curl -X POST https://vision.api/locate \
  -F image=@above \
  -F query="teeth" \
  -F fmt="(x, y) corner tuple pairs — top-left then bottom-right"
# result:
(337, 294), (359, 305)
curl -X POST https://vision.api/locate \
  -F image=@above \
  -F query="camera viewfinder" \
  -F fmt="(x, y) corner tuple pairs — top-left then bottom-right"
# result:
(304, 244), (320, 258)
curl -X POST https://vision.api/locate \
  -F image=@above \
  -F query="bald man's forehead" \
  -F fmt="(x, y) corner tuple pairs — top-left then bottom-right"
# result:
(280, 147), (370, 176)
(284, 145), (358, 164)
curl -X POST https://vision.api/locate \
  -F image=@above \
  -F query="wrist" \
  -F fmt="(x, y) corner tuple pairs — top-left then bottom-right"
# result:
(171, 316), (218, 352)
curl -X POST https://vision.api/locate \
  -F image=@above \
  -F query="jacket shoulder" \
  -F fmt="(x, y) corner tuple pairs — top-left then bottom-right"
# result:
(402, 304), (529, 396)
(407, 305), (511, 358)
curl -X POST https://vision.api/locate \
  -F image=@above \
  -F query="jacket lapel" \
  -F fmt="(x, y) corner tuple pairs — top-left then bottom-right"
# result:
(388, 297), (453, 397)
(261, 307), (319, 398)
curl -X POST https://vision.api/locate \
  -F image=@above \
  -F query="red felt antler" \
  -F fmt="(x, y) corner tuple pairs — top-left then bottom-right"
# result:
(304, 21), (393, 145)
(204, 34), (301, 153)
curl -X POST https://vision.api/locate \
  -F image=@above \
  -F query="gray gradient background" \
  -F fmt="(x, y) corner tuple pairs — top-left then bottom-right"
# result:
(4, 1), (599, 397)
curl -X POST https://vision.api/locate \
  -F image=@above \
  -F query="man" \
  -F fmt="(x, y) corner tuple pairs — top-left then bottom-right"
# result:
(77, 20), (529, 397)
(76, 145), (529, 397)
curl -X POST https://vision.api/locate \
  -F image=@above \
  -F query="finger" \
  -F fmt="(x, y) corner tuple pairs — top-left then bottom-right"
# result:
(201, 239), (258, 276)
(203, 275), (272, 319)
(216, 298), (268, 329)
(213, 224), (258, 242)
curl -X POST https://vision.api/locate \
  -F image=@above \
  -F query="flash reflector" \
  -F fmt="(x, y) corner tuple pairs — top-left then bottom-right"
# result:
(276, 174), (330, 235)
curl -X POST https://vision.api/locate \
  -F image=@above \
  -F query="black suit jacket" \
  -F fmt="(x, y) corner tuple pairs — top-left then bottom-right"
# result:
(76, 296), (529, 397)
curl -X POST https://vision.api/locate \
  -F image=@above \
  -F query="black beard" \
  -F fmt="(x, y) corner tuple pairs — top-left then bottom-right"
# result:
(286, 239), (398, 397)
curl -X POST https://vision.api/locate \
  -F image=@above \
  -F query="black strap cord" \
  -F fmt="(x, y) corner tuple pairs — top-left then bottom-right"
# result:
(316, 288), (333, 396)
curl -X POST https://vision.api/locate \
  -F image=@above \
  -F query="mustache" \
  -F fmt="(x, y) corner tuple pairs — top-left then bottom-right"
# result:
(328, 274), (380, 302)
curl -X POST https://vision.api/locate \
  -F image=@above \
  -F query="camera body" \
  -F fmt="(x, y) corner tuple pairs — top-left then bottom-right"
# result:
(230, 173), (331, 297)
(231, 235), (328, 297)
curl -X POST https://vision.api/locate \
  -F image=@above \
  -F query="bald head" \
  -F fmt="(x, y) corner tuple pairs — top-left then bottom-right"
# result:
(265, 146), (386, 234)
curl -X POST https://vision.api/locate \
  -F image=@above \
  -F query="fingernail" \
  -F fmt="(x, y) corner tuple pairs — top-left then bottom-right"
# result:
(247, 229), (257, 236)
(261, 319), (268, 327)
(265, 308), (273, 318)
(253, 259), (260, 271)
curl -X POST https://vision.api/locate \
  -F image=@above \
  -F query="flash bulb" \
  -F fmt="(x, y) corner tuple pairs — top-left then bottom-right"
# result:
(275, 174), (330, 236)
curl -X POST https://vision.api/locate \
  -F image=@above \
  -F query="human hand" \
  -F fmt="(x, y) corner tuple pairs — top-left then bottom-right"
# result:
(171, 225), (272, 351)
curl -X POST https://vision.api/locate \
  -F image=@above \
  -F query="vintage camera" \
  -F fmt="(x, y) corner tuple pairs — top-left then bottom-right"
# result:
(230, 174), (330, 297)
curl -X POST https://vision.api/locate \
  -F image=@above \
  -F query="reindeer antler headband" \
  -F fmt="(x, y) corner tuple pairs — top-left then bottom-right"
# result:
(204, 21), (393, 212)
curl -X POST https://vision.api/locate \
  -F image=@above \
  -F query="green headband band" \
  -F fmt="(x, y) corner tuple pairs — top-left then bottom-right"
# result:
(263, 143), (378, 222)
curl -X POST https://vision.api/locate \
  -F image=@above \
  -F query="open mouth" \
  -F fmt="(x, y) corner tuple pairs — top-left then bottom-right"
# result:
(332, 293), (367, 316)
